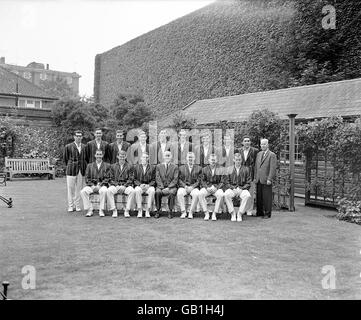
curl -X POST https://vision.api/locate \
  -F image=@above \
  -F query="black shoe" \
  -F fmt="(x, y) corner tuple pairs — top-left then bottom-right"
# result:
(154, 212), (160, 219)
(168, 212), (173, 219)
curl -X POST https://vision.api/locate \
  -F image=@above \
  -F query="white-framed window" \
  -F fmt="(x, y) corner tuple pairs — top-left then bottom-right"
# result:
(40, 73), (47, 80)
(66, 76), (73, 85)
(23, 71), (31, 79)
(17, 99), (42, 108)
(26, 99), (34, 108)
(18, 99), (26, 107)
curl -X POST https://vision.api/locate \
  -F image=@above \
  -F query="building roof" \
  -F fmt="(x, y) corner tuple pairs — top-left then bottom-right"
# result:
(182, 78), (361, 124)
(0, 66), (57, 100)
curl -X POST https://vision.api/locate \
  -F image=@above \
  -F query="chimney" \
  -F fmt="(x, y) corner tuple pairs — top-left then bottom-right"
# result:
(46, 64), (49, 70)
(0, 57), (5, 64)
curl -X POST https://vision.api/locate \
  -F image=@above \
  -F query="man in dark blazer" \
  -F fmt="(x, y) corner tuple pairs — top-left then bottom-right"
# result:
(80, 149), (111, 217)
(176, 129), (195, 166)
(107, 129), (131, 164)
(63, 130), (87, 212)
(106, 150), (135, 218)
(154, 151), (178, 219)
(199, 131), (215, 167)
(127, 131), (150, 165)
(198, 153), (224, 221)
(219, 133), (235, 169)
(239, 135), (259, 216)
(149, 129), (174, 166)
(133, 152), (156, 218)
(86, 128), (109, 164)
(177, 152), (202, 219)
(223, 153), (253, 222)
(254, 138), (277, 218)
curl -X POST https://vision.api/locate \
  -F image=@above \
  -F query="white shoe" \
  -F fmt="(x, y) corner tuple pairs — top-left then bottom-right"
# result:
(145, 211), (151, 218)
(204, 212), (210, 220)
(75, 207), (81, 212)
(237, 212), (243, 222)
(124, 211), (130, 218)
(68, 207), (74, 212)
(188, 212), (193, 219)
(137, 211), (142, 218)
(99, 210), (105, 217)
(211, 213), (217, 221)
(180, 212), (187, 219)
(231, 212), (236, 222)
(86, 210), (93, 217)
(112, 210), (118, 218)
(246, 211), (253, 216)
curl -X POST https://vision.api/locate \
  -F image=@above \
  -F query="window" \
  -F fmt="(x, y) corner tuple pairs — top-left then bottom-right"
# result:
(23, 71), (31, 79)
(66, 76), (73, 85)
(40, 73), (47, 80)
(26, 100), (34, 108)
(18, 99), (26, 107)
(35, 101), (42, 108)
(280, 135), (303, 164)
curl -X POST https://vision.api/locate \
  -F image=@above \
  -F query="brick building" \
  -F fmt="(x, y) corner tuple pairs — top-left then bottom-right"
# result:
(0, 57), (80, 96)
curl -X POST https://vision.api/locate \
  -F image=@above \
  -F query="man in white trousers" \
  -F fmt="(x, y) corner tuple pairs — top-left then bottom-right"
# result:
(223, 153), (252, 222)
(63, 130), (87, 212)
(198, 153), (224, 221)
(177, 152), (202, 219)
(80, 149), (111, 217)
(106, 150), (135, 218)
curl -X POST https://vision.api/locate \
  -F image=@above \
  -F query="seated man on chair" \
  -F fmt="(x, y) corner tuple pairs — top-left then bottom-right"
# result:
(133, 153), (156, 218)
(155, 151), (179, 219)
(177, 151), (202, 219)
(80, 149), (111, 217)
(199, 153), (224, 221)
(107, 150), (135, 218)
(223, 152), (252, 222)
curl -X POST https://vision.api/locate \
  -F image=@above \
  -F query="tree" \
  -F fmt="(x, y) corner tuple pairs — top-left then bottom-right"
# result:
(39, 77), (76, 99)
(169, 111), (197, 132)
(109, 93), (154, 130)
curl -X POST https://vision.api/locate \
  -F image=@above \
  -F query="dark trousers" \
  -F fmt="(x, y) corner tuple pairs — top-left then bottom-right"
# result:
(256, 183), (273, 216)
(155, 188), (177, 211)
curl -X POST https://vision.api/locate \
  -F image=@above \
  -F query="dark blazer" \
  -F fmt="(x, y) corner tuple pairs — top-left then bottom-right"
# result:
(201, 165), (224, 189)
(86, 140), (109, 164)
(156, 163), (178, 189)
(107, 141), (131, 164)
(175, 142), (198, 166)
(223, 166), (252, 191)
(199, 144), (218, 167)
(219, 145), (235, 168)
(178, 164), (202, 188)
(239, 146), (259, 180)
(150, 141), (174, 165)
(109, 162), (133, 187)
(84, 161), (111, 187)
(254, 149), (277, 185)
(133, 164), (156, 186)
(63, 142), (87, 176)
(127, 142), (150, 165)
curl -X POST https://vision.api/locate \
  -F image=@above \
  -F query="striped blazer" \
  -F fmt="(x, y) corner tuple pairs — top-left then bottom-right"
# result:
(63, 142), (87, 176)
(200, 165), (224, 190)
(85, 161), (111, 187)
(109, 162), (133, 187)
(178, 164), (202, 188)
(86, 140), (109, 164)
(222, 166), (252, 191)
(133, 164), (156, 186)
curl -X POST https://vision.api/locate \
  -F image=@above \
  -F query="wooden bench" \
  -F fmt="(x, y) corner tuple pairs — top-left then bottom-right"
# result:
(4, 157), (55, 180)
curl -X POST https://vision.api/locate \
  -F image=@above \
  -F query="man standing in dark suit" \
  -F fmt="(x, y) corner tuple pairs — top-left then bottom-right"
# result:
(154, 151), (178, 219)
(219, 133), (235, 169)
(80, 149), (111, 217)
(63, 130), (87, 212)
(177, 152), (202, 219)
(86, 128), (109, 164)
(150, 129), (173, 166)
(107, 129), (131, 164)
(107, 150), (135, 218)
(133, 153), (156, 218)
(254, 138), (277, 219)
(239, 135), (259, 216)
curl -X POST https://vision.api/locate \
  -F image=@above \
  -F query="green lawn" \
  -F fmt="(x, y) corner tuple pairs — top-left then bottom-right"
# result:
(0, 178), (360, 299)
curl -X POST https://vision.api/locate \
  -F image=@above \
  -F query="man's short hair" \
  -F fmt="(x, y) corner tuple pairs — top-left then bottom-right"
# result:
(94, 127), (102, 133)
(141, 152), (149, 158)
(95, 150), (103, 155)
(260, 138), (269, 144)
(116, 129), (124, 134)
(208, 153), (217, 159)
(224, 134), (232, 140)
(234, 152), (242, 159)
(118, 150), (127, 157)
(187, 151), (195, 158)
(243, 135), (251, 141)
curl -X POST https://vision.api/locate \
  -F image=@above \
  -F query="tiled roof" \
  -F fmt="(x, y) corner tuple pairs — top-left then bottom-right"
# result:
(182, 78), (361, 124)
(0, 66), (57, 99)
